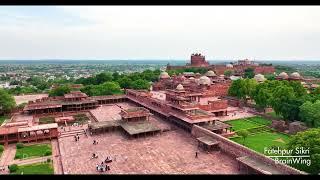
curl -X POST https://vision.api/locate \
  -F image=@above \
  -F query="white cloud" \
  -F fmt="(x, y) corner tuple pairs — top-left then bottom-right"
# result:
(1, 6), (320, 60)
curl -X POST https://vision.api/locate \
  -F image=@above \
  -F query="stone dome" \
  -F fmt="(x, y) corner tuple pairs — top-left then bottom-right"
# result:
(189, 77), (195, 80)
(226, 64), (233, 68)
(159, 72), (170, 79)
(199, 76), (211, 85)
(176, 84), (184, 91)
(205, 70), (216, 77)
(290, 72), (301, 79)
(278, 72), (289, 79)
(230, 75), (241, 81)
(254, 74), (266, 82)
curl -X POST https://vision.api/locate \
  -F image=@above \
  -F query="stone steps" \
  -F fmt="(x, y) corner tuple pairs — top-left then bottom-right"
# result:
(60, 129), (86, 138)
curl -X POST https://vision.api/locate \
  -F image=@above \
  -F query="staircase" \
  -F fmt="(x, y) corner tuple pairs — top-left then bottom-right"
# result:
(59, 129), (86, 138)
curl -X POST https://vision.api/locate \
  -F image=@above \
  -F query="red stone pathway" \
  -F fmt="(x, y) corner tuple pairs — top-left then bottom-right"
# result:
(0, 144), (16, 174)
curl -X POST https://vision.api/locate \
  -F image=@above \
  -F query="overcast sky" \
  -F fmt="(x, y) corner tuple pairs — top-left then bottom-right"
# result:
(1, 6), (320, 60)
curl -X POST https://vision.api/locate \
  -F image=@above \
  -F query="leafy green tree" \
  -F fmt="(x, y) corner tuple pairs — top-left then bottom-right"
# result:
(95, 72), (113, 84)
(0, 88), (16, 114)
(244, 68), (255, 79)
(299, 100), (320, 127)
(270, 85), (299, 122)
(224, 70), (233, 77)
(130, 79), (150, 90)
(287, 128), (320, 174)
(253, 83), (272, 110)
(228, 79), (257, 103)
(49, 85), (71, 97)
(117, 76), (132, 89)
(237, 130), (249, 145)
(80, 82), (121, 96)
(288, 81), (307, 97)
(264, 74), (275, 80)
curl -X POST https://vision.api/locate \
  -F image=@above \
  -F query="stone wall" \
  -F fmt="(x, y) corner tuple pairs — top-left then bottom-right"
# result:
(191, 125), (306, 175)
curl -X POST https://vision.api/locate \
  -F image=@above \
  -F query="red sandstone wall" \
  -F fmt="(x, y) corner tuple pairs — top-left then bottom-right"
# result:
(191, 125), (306, 175)
(254, 66), (275, 74)
(198, 100), (228, 111)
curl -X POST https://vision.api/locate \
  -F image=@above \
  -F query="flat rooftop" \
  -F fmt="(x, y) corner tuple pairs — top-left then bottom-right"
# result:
(120, 121), (161, 135)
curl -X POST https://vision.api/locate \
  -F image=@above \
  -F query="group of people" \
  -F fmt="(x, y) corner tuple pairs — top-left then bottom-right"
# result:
(93, 139), (98, 145)
(74, 134), (80, 142)
(95, 156), (113, 172)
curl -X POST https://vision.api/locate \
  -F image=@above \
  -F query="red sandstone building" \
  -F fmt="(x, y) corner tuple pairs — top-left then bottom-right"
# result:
(167, 53), (275, 76)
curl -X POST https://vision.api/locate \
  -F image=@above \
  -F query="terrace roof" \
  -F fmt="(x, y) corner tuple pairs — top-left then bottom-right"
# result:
(236, 156), (282, 174)
(89, 120), (121, 130)
(197, 136), (219, 146)
(201, 120), (231, 131)
(120, 121), (161, 135)
(0, 126), (19, 135)
(18, 123), (58, 133)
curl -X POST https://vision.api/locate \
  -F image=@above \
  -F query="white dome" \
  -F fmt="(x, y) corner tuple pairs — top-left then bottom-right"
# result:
(176, 84), (184, 91)
(159, 72), (170, 79)
(205, 70), (216, 77)
(199, 76), (211, 85)
(226, 64), (233, 68)
(189, 77), (195, 80)
(290, 72), (301, 79)
(254, 74), (266, 82)
(278, 72), (289, 79)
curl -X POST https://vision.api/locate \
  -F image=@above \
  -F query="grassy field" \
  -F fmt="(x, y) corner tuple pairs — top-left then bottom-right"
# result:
(227, 120), (260, 131)
(15, 144), (52, 160)
(12, 162), (54, 174)
(39, 117), (55, 124)
(226, 116), (271, 131)
(231, 131), (291, 154)
(246, 116), (272, 126)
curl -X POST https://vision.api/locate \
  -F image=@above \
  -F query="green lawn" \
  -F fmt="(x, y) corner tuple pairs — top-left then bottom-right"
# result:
(226, 116), (271, 131)
(230, 131), (291, 154)
(39, 117), (55, 124)
(227, 119), (261, 131)
(15, 144), (52, 160)
(246, 116), (272, 126)
(12, 162), (54, 174)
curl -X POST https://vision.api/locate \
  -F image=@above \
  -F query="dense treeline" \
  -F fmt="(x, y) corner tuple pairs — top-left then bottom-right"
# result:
(228, 79), (320, 127)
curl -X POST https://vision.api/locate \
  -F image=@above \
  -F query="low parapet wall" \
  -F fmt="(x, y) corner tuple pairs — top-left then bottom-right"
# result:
(191, 125), (306, 175)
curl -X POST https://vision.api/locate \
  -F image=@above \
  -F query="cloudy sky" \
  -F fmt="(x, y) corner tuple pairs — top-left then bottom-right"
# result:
(1, 6), (320, 60)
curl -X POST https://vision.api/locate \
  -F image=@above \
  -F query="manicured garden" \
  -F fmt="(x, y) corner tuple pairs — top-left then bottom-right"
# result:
(226, 116), (271, 131)
(15, 143), (52, 160)
(11, 162), (54, 174)
(39, 117), (55, 124)
(227, 116), (291, 155)
(230, 131), (291, 154)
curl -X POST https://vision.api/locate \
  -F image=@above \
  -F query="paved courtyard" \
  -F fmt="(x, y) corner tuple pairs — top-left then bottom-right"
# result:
(90, 102), (137, 122)
(14, 94), (48, 105)
(58, 128), (239, 174)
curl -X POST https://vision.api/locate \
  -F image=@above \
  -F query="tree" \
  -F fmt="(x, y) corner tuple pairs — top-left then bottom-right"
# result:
(228, 79), (257, 103)
(244, 68), (255, 79)
(299, 100), (320, 127)
(95, 72), (113, 84)
(264, 74), (275, 80)
(130, 79), (150, 90)
(49, 85), (71, 97)
(237, 130), (249, 145)
(0, 88), (16, 114)
(224, 70), (233, 77)
(288, 81), (307, 97)
(80, 82), (121, 96)
(117, 76), (132, 89)
(269, 85), (298, 122)
(287, 128), (320, 174)
(253, 83), (272, 111)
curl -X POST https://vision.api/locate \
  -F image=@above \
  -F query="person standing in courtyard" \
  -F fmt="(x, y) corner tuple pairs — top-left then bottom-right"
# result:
(195, 151), (198, 158)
